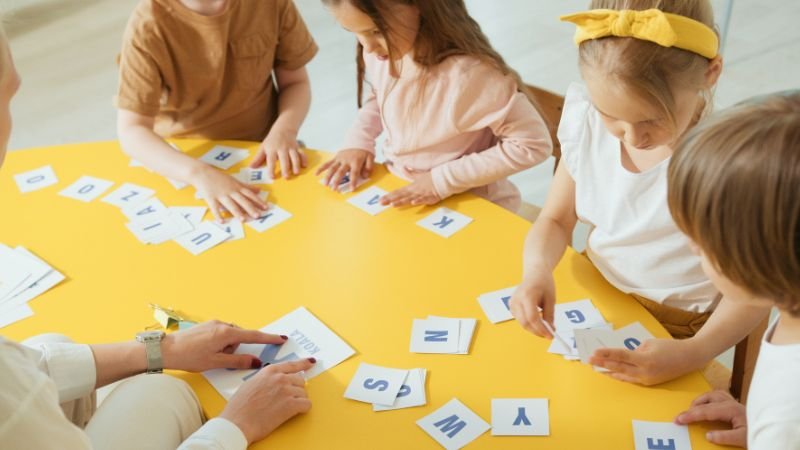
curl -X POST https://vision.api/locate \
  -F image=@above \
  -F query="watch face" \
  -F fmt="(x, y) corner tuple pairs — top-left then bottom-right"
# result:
(138, 331), (165, 341)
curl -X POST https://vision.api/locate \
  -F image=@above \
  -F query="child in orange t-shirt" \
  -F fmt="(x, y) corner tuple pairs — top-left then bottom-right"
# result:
(116, 0), (317, 222)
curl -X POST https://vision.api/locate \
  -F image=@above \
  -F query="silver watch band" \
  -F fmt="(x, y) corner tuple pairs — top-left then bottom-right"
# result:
(143, 338), (163, 374)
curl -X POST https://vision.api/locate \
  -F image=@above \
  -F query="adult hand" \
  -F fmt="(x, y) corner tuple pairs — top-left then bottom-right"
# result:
(161, 320), (288, 372)
(221, 358), (316, 444)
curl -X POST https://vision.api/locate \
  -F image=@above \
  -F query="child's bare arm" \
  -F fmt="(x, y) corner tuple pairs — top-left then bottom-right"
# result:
(117, 109), (205, 183)
(251, 67), (312, 178)
(116, 109), (268, 222)
(510, 163), (579, 338)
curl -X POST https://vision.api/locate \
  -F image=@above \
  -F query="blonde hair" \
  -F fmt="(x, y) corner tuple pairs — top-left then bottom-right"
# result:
(668, 92), (800, 316)
(579, 0), (717, 131)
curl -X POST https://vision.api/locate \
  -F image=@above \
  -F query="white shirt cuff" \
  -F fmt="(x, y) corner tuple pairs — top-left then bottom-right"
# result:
(179, 418), (248, 450)
(39, 343), (97, 403)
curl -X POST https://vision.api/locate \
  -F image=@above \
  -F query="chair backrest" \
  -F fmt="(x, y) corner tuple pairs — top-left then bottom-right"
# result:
(525, 84), (565, 171)
(732, 315), (770, 403)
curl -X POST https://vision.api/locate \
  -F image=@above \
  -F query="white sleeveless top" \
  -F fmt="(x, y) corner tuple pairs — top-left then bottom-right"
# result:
(558, 83), (718, 312)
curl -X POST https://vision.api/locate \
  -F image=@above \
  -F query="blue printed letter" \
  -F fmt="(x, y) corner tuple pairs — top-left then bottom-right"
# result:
(363, 378), (389, 392)
(513, 407), (532, 426)
(433, 415), (466, 438)
(433, 216), (454, 229)
(624, 337), (642, 350)
(646, 438), (676, 450)
(566, 310), (585, 324)
(424, 330), (449, 342)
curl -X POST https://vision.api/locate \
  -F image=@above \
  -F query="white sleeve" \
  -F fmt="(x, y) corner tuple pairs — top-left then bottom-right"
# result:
(177, 418), (248, 450)
(556, 82), (594, 179)
(0, 339), (93, 449)
(22, 341), (97, 403)
(750, 421), (800, 450)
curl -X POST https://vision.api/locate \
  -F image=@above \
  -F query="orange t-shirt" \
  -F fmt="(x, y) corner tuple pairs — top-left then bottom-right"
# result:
(115, 0), (318, 141)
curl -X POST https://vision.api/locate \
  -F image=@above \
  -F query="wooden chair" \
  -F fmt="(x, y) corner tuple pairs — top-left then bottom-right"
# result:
(517, 84), (565, 223)
(731, 316), (770, 402)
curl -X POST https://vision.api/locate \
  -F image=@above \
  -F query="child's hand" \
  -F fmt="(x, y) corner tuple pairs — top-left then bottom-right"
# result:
(316, 149), (374, 193)
(675, 390), (747, 447)
(588, 338), (705, 385)
(251, 128), (307, 179)
(191, 165), (269, 222)
(381, 172), (441, 207)
(509, 268), (557, 338)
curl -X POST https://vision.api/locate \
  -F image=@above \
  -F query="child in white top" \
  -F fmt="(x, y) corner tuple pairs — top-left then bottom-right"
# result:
(671, 92), (800, 449)
(510, 1), (772, 385)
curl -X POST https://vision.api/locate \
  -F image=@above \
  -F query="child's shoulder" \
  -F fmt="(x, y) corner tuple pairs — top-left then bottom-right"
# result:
(126, 0), (166, 37)
(558, 82), (601, 143)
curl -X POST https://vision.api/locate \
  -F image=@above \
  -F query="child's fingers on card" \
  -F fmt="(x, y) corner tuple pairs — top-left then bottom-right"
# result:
(250, 150), (266, 169)
(220, 196), (247, 222)
(231, 192), (261, 219)
(331, 165), (349, 190)
(298, 148), (308, 168)
(207, 198), (224, 223)
(289, 149), (301, 175)
(266, 152), (278, 177)
(286, 373), (306, 387)
(315, 158), (335, 176)
(240, 188), (268, 209)
(607, 371), (641, 385)
(278, 151), (291, 179)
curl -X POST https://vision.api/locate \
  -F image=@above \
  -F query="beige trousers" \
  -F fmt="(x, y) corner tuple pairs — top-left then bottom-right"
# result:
(23, 334), (206, 450)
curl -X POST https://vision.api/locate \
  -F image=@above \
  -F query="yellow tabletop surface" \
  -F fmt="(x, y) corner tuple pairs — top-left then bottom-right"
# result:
(0, 140), (726, 449)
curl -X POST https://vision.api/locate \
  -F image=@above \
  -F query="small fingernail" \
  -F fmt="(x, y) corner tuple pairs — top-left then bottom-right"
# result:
(280, 335), (288, 340)
(251, 359), (263, 369)
(308, 357), (317, 364)
(706, 432), (714, 440)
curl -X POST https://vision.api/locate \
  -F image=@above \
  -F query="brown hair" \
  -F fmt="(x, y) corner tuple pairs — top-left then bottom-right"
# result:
(579, 0), (717, 131)
(320, 0), (538, 110)
(668, 92), (800, 315)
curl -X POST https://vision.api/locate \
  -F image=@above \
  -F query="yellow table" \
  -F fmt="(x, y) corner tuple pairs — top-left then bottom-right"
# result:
(1, 140), (725, 449)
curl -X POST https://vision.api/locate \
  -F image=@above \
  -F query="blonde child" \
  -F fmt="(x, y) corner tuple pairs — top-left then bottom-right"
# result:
(510, 0), (771, 385)
(315, 0), (552, 212)
(116, 0), (317, 222)
(669, 92), (800, 449)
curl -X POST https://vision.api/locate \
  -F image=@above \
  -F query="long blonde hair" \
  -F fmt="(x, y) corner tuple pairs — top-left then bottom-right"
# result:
(321, 0), (539, 110)
(579, 0), (717, 131)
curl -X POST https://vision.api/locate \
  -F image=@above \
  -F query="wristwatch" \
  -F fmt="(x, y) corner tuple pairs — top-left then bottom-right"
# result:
(136, 330), (166, 374)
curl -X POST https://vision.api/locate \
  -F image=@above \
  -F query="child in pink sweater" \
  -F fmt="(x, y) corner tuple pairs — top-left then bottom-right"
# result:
(316, 0), (552, 212)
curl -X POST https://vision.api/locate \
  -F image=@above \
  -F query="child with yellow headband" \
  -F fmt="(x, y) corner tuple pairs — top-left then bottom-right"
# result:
(509, 0), (771, 386)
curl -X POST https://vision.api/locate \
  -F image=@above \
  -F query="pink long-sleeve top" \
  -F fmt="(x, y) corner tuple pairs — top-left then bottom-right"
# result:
(340, 52), (553, 212)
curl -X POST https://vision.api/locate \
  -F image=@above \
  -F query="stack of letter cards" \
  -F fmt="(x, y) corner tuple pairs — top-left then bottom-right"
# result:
(410, 316), (477, 354)
(0, 244), (65, 329)
(541, 299), (611, 361)
(633, 421), (692, 450)
(14, 146), (293, 257)
(344, 363), (428, 411)
(417, 398), (550, 449)
(574, 322), (655, 371)
(203, 307), (354, 400)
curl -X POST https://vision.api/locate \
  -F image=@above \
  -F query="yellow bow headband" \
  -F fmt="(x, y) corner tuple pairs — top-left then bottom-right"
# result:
(560, 9), (719, 59)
